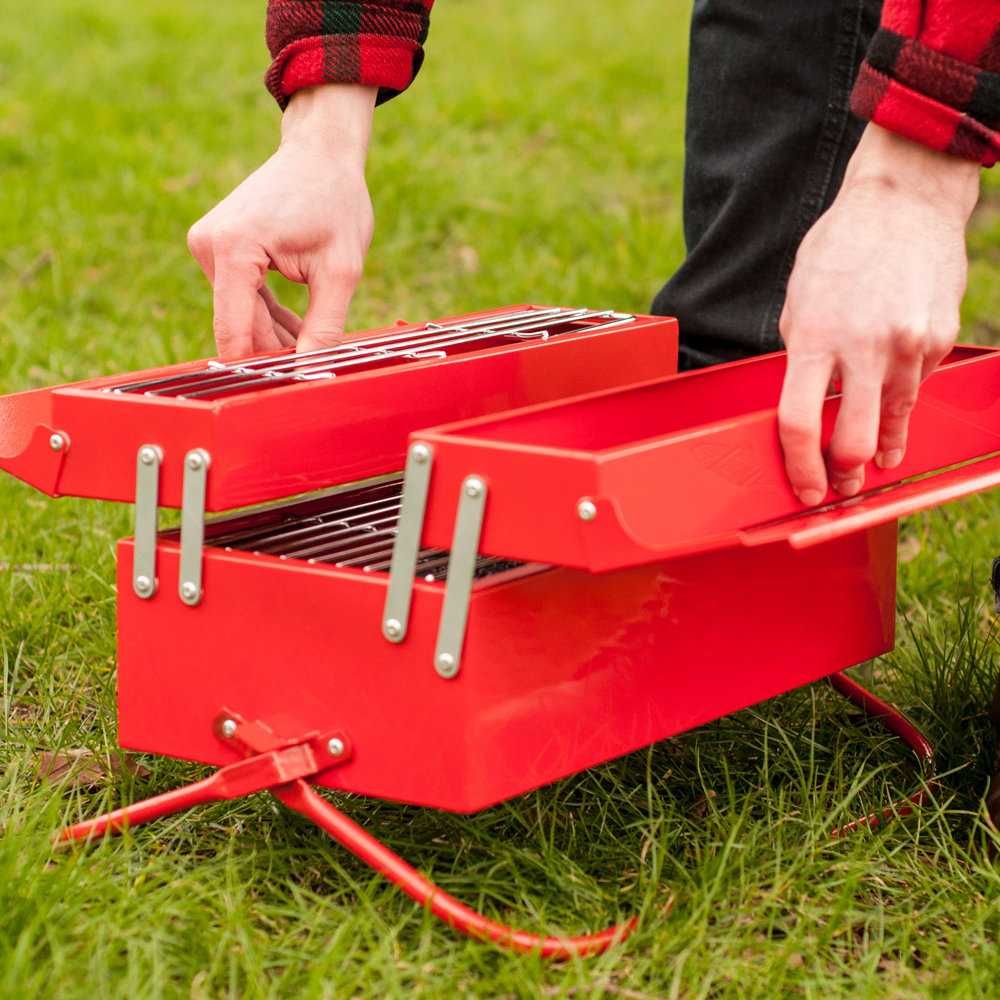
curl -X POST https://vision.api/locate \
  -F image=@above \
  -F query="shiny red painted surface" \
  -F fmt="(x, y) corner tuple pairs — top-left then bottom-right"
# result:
(116, 522), (897, 813)
(415, 346), (1000, 570)
(0, 306), (678, 511)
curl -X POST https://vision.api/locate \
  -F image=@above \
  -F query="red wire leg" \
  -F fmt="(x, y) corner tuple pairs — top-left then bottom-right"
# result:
(275, 780), (636, 959)
(56, 715), (636, 959)
(828, 671), (936, 838)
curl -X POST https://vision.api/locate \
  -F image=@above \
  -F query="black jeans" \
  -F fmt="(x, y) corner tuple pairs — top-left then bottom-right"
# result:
(653, 0), (883, 370)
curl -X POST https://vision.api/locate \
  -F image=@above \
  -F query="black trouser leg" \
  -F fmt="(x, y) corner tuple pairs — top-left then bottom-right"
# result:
(653, 0), (882, 370)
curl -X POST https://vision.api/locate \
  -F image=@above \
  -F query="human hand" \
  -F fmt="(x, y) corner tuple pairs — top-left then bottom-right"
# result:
(187, 85), (377, 360)
(778, 124), (980, 505)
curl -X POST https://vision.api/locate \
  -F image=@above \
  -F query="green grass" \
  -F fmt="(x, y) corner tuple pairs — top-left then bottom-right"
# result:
(1, 1), (999, 996)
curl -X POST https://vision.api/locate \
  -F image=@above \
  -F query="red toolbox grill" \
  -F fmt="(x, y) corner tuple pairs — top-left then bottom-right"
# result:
(3, 304), (995, 957)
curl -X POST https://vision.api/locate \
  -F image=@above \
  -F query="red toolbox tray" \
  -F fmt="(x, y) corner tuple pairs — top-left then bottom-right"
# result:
(0, 306), (677, 510)
(410, 345), (1000, 571)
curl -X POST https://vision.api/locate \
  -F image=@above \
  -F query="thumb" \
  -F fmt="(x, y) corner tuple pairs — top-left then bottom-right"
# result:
(296, 265), (358, 353)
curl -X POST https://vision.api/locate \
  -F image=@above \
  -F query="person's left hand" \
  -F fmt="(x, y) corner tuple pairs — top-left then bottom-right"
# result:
(777, 124), (980, 506)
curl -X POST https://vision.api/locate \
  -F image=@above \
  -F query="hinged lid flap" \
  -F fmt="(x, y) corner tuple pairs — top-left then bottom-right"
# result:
(412, 346), (1000, 570)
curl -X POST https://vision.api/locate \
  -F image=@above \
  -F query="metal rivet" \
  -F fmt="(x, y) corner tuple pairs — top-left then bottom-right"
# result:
(327, 737), (345, 757)
(187, 452), (204, 471)
(180, 581), (198, 601)
(134, 575), (153, 595)
(577, 499), (597, 522)
(139, 447), (157, 466)
(220, 718), (237, 739)
(411, 443), (430, 464)
(383, 618), (403, 641)
(436, 652), (458, 678)
(464, 478), (484, 499)
(49, 433), (65, 451)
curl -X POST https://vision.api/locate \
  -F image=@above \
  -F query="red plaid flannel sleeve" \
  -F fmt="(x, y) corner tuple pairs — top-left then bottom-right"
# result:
(851, 0), (1000, 166)
(265, 1), (435, 108)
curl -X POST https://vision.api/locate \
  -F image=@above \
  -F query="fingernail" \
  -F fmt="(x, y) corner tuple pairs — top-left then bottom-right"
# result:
(876, 449), (903, 469)
(797, 489), (824, 507)
(834, 478), (862, 497)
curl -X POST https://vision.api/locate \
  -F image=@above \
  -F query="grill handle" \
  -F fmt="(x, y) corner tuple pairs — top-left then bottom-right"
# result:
(739, 452), (1000, 550)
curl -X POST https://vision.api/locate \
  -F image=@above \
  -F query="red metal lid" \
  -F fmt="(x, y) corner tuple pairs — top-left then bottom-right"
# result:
(0, 306), (678, 510)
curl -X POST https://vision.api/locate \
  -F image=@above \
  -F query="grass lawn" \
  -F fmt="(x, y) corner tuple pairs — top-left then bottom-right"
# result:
(2, 1), (999, 996)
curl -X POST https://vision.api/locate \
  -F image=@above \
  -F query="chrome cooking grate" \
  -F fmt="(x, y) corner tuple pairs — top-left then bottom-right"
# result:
(205, 477), (520, 582)
(109, 307), (635, 400)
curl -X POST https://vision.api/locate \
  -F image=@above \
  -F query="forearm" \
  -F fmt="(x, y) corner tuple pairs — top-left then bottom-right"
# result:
(842, 124), (980, 223)
(280, 85), (377, 161)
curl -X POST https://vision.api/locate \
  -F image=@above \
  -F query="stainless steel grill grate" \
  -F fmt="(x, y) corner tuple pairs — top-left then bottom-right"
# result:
(109, 307), (635, 400)
(205, 477), (520, 582)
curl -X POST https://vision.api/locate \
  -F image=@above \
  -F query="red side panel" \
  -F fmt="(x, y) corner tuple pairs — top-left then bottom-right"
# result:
(116, 523), (896, 813)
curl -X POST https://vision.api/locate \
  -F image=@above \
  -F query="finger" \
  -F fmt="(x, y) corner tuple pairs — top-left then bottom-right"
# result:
(777, 352), (836, 506)
(259, 284), (302, 337)
(296, 261), (360, 353)
(272, 319), (297, 349)
(256, 288), (298, 348)
(875, 355), (923, 469)
(212, 252), (267, 360)
(828, 365), (883, 496)
(251, 293), (284, 354)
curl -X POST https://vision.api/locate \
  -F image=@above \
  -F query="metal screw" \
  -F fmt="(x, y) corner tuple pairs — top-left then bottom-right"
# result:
(327, 737), (345, 757)
(577, 499), (597, 522)
(465, 478), (484, 499)
(383, 618), (403, 641)
(220, 718), (237, 739)
(134, 575), (153, 596)
(436, 652), (458, 678)
(49, 433), (65, 452)
(187, 452), (204, 471)
(139, 447), (157, 466)
(180, 581), (198, 601)
(411, 443), (430, 464)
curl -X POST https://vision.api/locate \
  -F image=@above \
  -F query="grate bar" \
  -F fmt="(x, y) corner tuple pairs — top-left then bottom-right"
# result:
(247, 504), (401, 556)
(171, 313), (593, 399)
(206, 476), (518, 582)
(279, 517), (400, 562)
(107, 307), (635, 399)
(208, 482), (402, 549)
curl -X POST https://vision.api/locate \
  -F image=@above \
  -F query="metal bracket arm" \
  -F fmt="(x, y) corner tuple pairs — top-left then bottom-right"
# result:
(382, 441), (434, 643)
(433, 475), (488, 679)
(179, 448), (210, 606)
(132, 444), (162, 598)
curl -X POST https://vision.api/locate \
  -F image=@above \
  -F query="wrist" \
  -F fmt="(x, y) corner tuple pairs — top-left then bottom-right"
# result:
(280, 84), (377, 160)
(843, 124), (980, 224)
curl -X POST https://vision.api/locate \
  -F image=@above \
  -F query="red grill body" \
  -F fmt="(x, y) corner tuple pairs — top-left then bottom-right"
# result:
(117, 517), (896, 813)
(3, 304), (994, 956)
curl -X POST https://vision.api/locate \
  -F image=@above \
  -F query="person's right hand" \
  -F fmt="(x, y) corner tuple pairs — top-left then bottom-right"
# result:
(187, 84), (377, 360)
